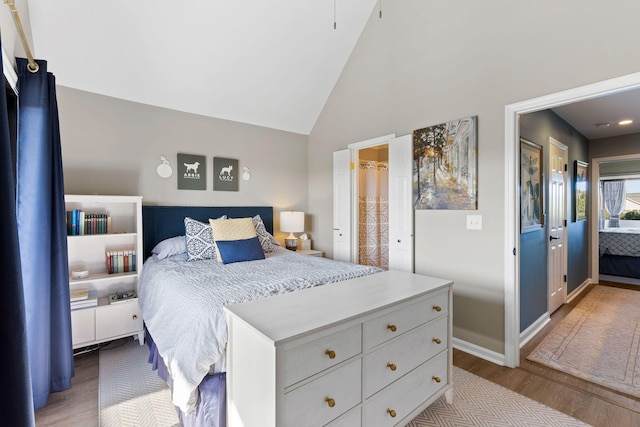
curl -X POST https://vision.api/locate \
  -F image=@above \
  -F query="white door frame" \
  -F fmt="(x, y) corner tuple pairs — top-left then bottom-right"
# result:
(504, 72), (640, 368)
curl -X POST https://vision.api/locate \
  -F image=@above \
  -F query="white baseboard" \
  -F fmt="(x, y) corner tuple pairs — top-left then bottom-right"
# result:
(519, 313), (550, 349)
(452, 337), (505, 366)
(567, 278), (591, 303)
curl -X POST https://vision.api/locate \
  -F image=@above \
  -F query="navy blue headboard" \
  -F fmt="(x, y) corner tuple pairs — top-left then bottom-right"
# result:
(142, 205), (274, 259)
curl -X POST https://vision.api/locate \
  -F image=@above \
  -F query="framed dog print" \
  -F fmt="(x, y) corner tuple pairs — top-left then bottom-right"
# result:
(177, 153), (206, 190)
(213, 157), (239, 191)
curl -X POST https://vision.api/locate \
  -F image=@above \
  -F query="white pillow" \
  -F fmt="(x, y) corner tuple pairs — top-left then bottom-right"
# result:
(151, 235), (187, 260)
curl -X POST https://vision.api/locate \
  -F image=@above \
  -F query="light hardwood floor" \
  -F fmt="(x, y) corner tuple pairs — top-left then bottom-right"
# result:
(35, 281), (640, 427)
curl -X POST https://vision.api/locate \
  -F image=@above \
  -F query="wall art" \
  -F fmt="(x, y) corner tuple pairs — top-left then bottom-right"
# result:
(574, 160), (588, 221)
(213, 157), (239, 191)
(520, 138), (544, 233)
(177, 153), (206, 190)
(413, 116), (478, 210)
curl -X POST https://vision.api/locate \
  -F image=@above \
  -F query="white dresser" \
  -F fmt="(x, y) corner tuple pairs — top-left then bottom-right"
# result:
(225, 270), (453, 427)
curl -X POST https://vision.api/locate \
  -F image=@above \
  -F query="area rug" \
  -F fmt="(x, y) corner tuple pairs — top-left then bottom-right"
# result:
(408, 366), (589, 426)
(99, 337), (587, 426)
(99, 338), (179, 427)
(527, 285), (640, 398)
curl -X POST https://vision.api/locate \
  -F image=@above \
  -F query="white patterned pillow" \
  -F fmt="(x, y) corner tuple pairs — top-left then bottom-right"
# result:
(252, 215), (274, 253)
(184, 216), (226, 261)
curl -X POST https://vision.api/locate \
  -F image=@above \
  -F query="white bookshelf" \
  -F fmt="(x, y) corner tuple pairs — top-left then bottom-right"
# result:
(65, 195), (144, 349)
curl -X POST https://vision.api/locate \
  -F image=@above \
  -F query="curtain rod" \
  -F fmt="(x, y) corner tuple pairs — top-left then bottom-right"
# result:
(3, 0), (39, 73)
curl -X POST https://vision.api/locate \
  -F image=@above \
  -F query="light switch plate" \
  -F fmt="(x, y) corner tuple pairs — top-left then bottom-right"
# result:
(466, 214), (482, 230)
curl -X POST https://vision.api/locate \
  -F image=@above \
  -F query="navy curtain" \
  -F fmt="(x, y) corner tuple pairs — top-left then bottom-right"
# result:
(0, 42), (35, 425)
(16, 58), (74, 409)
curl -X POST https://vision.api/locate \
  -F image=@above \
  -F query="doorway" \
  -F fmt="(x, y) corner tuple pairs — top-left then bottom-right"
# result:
(504, 72), (640, 368)
(357, 145), (389, 269)
(333, 134), (414, 272)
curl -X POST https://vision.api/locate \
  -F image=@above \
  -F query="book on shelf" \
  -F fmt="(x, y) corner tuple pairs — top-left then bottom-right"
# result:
(106, 249), (136, 274)
(70, 290), (98, 310)
(66, 209), (111, 236)
(70, 288), (89, 302)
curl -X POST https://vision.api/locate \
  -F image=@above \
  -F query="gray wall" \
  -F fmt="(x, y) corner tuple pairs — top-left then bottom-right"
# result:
(591, 133), (640, 160)
(309, 0), (640, 354)
(57, 86), (309, 242)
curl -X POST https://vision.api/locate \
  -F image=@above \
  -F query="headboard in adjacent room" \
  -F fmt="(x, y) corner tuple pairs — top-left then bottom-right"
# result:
(142, 205), (274, 259)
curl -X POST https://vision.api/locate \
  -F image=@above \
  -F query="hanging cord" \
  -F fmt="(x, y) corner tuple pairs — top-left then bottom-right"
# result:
(3, 0), (39, 73)
(333, 0), (337, 29)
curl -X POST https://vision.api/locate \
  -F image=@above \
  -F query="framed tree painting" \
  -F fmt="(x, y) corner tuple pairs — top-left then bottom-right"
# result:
(413, 116), (478, 210)
(574, 160), (588, 221)
(520, 138), (543, 233)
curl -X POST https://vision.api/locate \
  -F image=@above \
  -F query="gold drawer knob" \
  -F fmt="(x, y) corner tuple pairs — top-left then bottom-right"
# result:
(432, 338), (441, 344)
(433, 305), (442, 312)
(387, 362), (397, 371)
(387, 324), (397, 332)
(432, 376), (441, 383)
(387, 408), (397, 418)
(325, 397), (336, 408)
(325, 349), (336, 359)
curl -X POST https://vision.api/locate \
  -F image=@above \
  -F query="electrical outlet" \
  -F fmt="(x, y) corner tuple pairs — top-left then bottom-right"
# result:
(466, 215), (482, 230)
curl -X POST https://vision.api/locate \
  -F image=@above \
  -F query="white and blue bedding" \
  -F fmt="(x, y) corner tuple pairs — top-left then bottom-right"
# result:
(138, 245), (381, 413)
(599, 228), (640, 257)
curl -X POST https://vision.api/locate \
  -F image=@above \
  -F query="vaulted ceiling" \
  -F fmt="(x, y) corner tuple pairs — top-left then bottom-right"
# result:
(27, 0), (378, 135)
(23, 1), (640, 139)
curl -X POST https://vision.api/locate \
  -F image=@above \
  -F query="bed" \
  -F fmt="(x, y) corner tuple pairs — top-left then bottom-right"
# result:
(138, 206), (382, 426)
(599, 227), (640, 279)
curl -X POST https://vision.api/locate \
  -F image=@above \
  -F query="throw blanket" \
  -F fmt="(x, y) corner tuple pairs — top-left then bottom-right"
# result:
(138, 246), (381, 413)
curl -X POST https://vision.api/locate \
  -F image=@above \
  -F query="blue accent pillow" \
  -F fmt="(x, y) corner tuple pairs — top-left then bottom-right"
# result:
(215, 236), (265, 264)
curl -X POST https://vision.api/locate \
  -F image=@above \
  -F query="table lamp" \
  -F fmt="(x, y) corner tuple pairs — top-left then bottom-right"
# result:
(280, 211), (304, 251)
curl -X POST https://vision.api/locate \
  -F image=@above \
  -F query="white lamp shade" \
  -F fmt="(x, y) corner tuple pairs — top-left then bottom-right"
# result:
(280, 211), (305, 233)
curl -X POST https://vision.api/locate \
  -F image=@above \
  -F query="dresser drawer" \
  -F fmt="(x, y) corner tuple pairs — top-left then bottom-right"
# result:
(364, 316), (447, 397)
(282, 358), (361, 427)
(364, 351), (448, 427)
(326, 405), (361, 427)
(363, 290), (448, 350)
(283, 324), (361, 387)
(95, 299), (143, 341)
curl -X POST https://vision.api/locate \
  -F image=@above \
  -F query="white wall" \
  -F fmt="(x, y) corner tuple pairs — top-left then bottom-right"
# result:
(57, 86), (309, 242)
(309, 0), (640, 354)
(0, 0), (33, 68)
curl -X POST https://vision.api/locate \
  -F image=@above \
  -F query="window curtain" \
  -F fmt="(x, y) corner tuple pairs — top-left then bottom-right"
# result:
(358, 160), (389, 269)
(16, 58), (73, 409)
(0, 44), (35, 424)
(602, 180), (626, 228)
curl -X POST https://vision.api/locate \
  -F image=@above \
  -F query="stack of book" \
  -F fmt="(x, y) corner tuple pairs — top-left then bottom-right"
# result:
(66, 209), (112, 236)
(106, 249), (136, 274)
(70, 288), (98, 310)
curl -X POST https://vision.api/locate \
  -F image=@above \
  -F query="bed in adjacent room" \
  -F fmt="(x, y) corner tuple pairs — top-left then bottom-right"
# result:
(599, 227), (640, 279)
(138, 206), (382, 426)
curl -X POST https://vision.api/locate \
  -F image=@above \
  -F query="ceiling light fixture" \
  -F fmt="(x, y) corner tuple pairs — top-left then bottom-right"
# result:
(594, 122), (610, 128)
(618, 119), (633, 126)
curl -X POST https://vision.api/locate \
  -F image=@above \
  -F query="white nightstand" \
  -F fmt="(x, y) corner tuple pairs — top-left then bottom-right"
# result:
(296, 249), (323, 257)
